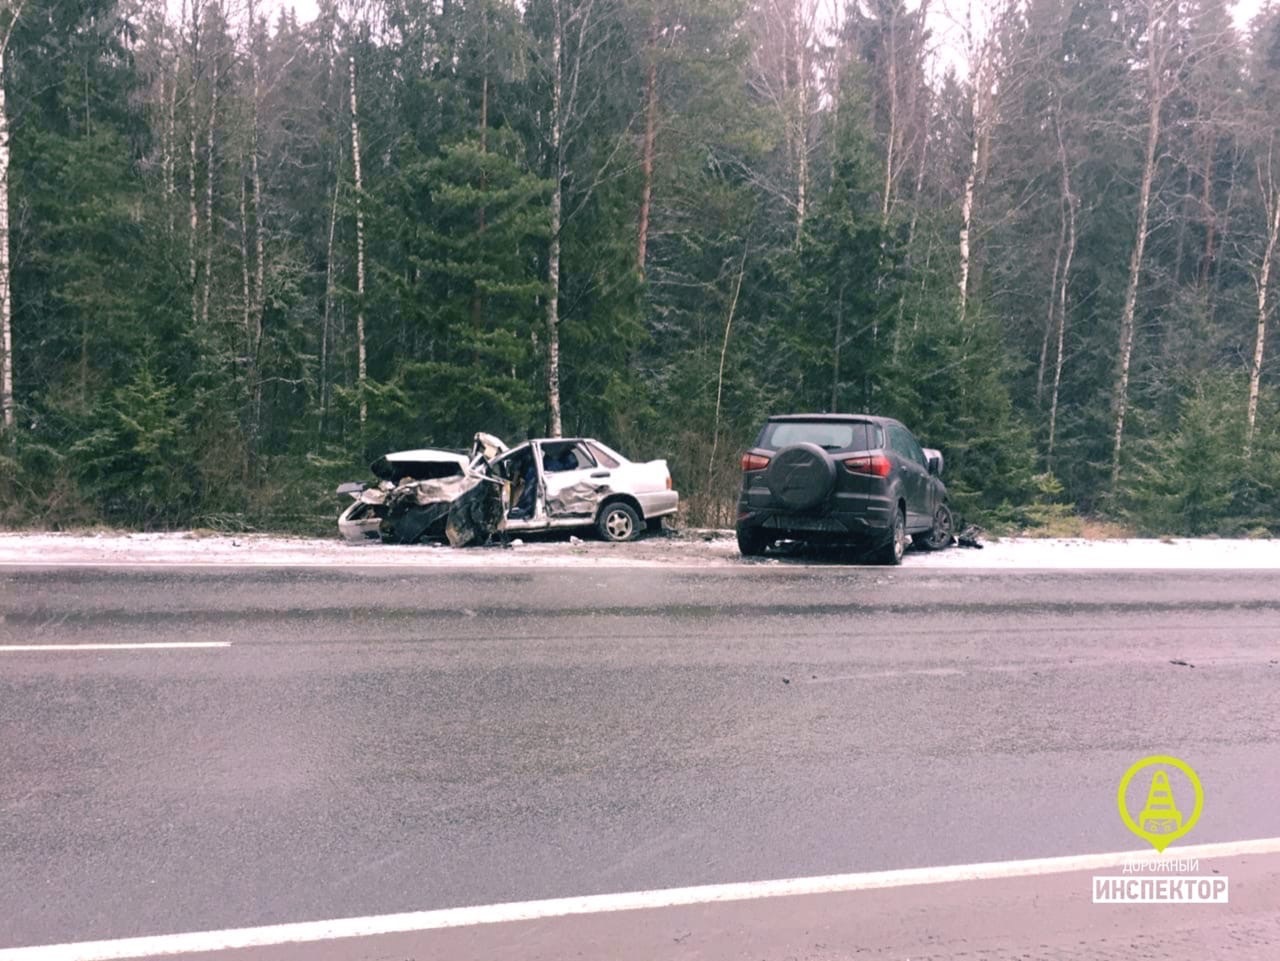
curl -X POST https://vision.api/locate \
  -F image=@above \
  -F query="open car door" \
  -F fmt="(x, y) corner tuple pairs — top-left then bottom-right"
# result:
(489, 442), (546, 531)
(539, 440), (612, 522)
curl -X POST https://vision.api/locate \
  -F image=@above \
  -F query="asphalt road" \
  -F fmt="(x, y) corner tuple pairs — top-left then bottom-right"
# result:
(1, 564), (1279, 957)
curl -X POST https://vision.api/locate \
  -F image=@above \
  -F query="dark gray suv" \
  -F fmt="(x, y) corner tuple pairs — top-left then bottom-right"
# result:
(735, 414), (951, 564)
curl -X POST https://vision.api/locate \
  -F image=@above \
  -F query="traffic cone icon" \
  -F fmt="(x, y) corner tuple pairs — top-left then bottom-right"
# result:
(1138, 769), (1183, 834)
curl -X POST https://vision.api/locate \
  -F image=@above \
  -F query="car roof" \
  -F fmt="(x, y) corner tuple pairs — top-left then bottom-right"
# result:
(766, 413), (897, 426)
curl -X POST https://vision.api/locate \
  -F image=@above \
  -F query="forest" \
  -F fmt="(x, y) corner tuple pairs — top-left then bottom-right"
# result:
(0, 0), (1277, 537)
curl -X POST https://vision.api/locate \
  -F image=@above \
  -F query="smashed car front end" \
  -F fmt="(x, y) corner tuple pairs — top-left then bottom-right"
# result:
(337, 482), (388, 542)
(335, 448), (472, 544)
(335, 437), (510, 546)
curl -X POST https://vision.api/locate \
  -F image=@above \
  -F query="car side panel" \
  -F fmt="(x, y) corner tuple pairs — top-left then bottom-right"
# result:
(635, 490), (679, 518)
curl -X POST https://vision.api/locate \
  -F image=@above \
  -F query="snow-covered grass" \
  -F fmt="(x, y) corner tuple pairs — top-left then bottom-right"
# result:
(0, 530), (1277, 569)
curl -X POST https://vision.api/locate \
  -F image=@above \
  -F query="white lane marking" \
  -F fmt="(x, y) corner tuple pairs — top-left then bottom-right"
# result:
(0, 643), (230, 652)
(2, 836), (1278, 961)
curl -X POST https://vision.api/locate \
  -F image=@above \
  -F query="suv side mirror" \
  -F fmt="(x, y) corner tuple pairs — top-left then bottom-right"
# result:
(923, 448), (943, 476)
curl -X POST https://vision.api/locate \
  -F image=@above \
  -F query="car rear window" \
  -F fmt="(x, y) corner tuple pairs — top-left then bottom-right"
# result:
(758, 420), (877, 452)
(586, 442), (621, 468)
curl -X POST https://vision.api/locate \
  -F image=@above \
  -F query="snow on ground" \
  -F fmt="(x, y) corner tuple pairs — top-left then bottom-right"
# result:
(0, 530), (1278, 569)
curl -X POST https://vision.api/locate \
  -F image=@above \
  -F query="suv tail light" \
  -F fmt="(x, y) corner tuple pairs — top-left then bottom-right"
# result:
(843, 453), (892, 477)
(741, 452), (771, 472)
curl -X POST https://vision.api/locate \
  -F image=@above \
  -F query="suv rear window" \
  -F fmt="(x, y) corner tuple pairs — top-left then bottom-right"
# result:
(758, 420), (878, 452)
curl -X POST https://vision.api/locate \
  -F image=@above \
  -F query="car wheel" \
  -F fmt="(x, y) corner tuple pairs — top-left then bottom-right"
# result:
(597, 501), (641, 542)
(915, 503), (954, 551)
(876, 507), (907, 566)
(736, 526), (769, 557)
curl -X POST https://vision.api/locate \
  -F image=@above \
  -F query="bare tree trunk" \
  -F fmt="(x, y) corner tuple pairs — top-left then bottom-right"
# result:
(1048, 113), (1076, 466)
(348, 55), (367, 428)
(165, 7), (180, 238)
(187, 0), (201, 330)
(794, 7), (808, 243)
(894, 104), (931, 364)
(831, 283), (844, 411)
(248, 0), (263, 336)
(905, 103), (929, 246)
(881, 3), (898, 223)
(541, 0), (600, 437)
(546, 1), (566, 438)
(472, 73), (488, 330)
(1247, 145), (1280, 454)
(321, 177), (340, 433)
(239, 160), (251, 345)
(1037, 204), (1066, 405)
(636, 12), (658, 274)
(201, 45), (218, 329)
(709, 245), (748, 493)
(778, 0), (793, 207)
(246, 0), (264, 444)
(1172, 162), (1192, 283)
(0, 9), (19, 431)
(1209, 143), (1243, 332)
(1197, 133), (1217, 291)
(957, 78), (980, 327)
(1110, 10), (1167, 491)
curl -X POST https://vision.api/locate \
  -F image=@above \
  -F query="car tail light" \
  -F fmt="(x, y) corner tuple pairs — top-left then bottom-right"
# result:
(665, 473), (672, 490)
(843, 453), (892, 477)
(741, 452), (771, 472)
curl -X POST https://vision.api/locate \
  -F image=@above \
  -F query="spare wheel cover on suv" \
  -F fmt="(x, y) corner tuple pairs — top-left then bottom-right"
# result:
(765, 442), (837, 511)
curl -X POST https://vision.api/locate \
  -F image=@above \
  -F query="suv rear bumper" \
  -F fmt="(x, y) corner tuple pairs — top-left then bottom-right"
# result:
(736, 496), (894, 540)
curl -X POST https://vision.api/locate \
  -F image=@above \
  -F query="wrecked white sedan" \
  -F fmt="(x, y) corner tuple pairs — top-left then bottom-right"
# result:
(337, 434), (678, 546)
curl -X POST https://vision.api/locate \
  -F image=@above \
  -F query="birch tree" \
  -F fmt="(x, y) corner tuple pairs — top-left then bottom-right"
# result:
(1110, 0), (1177, 491)
(1046, 106), (1077, 465)
(187, 0), (202, 329)
(745, 0), (821, 243)
(0, 0), (24, 431)
(348, 53), (366, 428)
(636, 7), (658, 273)
(956, 0), (999, 330)
(542, 0), (611, 437)
(1247, 139), (1280, 453)
(243, 0), (265, 441)
(200, 19), (220, 329)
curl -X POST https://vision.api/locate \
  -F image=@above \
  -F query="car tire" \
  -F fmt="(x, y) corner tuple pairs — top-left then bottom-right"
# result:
(736, 526), (769, 557)
(915, 503), (954, 551)
(876, 507), (907, 566)
(597, 501), (641, 542)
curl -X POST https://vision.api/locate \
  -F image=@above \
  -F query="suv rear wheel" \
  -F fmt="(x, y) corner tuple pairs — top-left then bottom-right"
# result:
(875, 507), (907, 566)
(737, 526), (769, 557)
